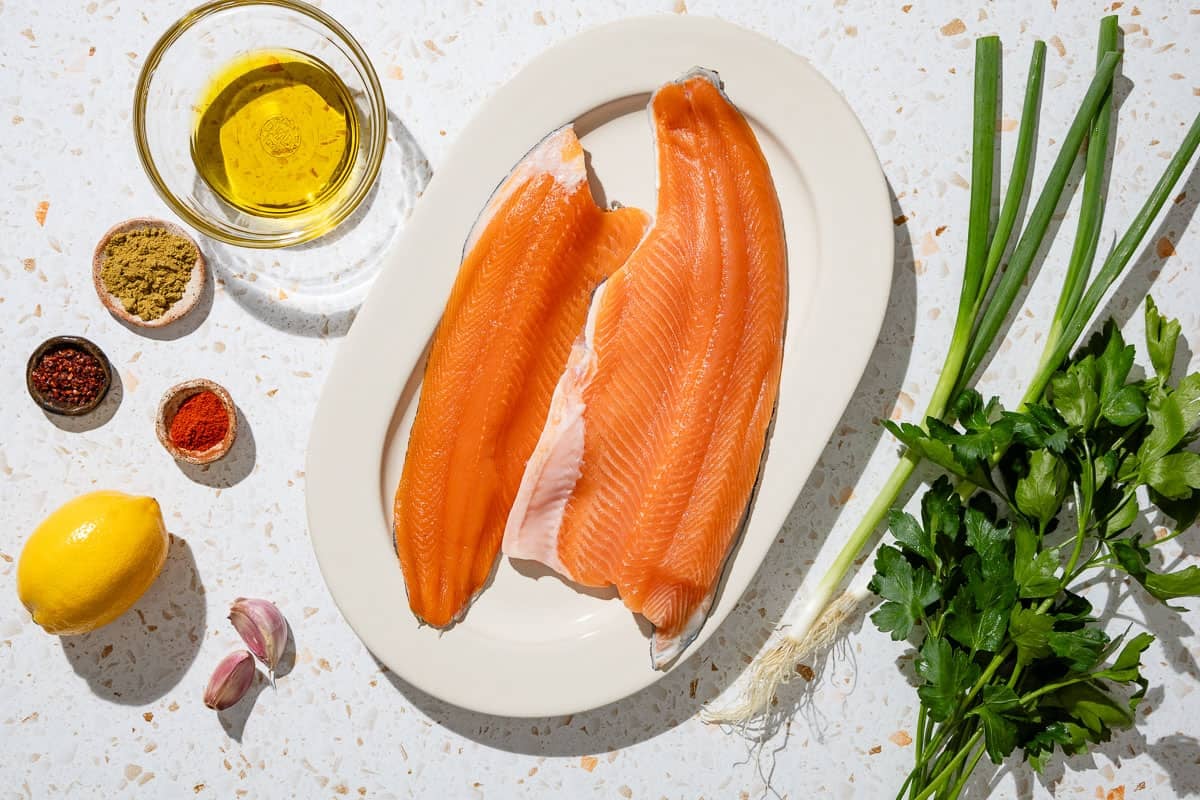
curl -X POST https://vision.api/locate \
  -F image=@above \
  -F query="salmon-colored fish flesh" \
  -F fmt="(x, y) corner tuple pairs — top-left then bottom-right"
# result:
(504, 70), (787, 667)
(393, 126), (651, 627)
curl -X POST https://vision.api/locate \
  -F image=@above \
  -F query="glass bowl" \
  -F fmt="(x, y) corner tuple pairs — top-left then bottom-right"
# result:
(134, 0), (387, 248)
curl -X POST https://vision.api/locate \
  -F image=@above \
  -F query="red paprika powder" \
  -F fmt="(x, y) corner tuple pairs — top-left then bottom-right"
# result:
(169, 390), (229, 452)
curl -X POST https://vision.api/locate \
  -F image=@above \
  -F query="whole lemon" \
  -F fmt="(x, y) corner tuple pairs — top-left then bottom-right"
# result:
(18, 491), (169, 635)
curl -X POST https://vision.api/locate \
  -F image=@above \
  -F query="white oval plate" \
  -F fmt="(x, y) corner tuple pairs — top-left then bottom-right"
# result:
(305, 16), (892, 717)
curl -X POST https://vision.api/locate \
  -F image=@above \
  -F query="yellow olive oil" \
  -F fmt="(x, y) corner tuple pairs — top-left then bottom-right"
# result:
(191, 49), (359, 217)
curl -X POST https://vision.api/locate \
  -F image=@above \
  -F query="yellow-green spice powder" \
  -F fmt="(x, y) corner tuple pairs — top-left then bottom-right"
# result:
(100, 228), (198, 320)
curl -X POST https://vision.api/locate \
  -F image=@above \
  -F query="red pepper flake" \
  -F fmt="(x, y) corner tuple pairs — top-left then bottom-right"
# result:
(31, 346), (106, 407)
(34, 200), (49, 226)
(169, 390), (230, 452)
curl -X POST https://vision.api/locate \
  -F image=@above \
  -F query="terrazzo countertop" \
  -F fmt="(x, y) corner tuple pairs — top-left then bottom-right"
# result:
(3, 1), (1199, 798)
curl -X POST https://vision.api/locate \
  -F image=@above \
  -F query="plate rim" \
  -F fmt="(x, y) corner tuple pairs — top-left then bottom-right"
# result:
(305, 14), (893, 717)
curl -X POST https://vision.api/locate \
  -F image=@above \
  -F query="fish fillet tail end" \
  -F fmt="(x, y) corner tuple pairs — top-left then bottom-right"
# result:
(650, 592), (716, 670)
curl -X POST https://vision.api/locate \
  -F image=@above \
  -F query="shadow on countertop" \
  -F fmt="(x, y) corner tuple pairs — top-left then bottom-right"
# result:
(42, 367), (124, 433)
(176, 404), (256, 489)
(370, 181), (919, 755)
(204, 110), (432, 339)
(218, 616), (297, 742)
(60, 536), (205, 705)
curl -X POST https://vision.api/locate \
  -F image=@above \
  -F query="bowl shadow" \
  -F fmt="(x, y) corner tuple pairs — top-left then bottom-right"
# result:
(175, 404), (256, 488)
(368, 182), (917, 755)
(205, 110), (432, 339)
(217, 670), (269, 743)
(60, 536), (205, 705)
(42, 368), (124, 433)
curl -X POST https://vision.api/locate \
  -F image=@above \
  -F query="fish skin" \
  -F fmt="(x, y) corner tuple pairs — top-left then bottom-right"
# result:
(393, 126), (651, 628)
(504, 70), (787, 668)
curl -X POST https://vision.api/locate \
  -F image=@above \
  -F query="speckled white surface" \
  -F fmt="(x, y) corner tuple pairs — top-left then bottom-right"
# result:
(2, 1), (1199, 798)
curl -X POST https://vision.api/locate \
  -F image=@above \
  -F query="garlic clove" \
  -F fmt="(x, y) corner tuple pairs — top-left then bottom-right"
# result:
(229, 597), (288, 681)
(204, 650), (256, 710)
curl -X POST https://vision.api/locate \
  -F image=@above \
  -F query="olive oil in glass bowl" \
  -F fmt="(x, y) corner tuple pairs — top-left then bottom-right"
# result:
(134, 1), (386, 248)
(191, 49), (360, 219)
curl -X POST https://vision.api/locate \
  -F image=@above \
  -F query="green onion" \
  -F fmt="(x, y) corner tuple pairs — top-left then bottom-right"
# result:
(957, 49), (1121, 390)
(704, 16), (1200, 728)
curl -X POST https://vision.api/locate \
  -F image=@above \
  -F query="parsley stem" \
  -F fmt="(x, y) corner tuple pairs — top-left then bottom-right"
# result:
(1145, 528), (1186, 548)
(911, 730), (984, 800)
(944, 741), (987, 800)
(1017, 672), (1098, 705)
(1094, 487), (1137, 530)
(919, 645), (1012, 760)
(912, 706), (928, 800)
(1063, 444), (1095, 586)
(930, 721), (973, 783)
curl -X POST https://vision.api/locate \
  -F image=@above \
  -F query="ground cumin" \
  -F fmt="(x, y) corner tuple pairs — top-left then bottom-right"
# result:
(100, 227), (197, 321)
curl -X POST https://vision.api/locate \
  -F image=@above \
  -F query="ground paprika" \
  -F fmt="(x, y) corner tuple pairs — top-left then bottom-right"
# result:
(169, 390), (229, 452)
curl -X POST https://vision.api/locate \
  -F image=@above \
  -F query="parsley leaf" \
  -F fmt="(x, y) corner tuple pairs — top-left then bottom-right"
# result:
(915, 636), (980, 722)
(946, 561), (1014, 653)
(885, 421), (970, 478)
(1139, 391), (1186, 464)
(1174, 373), (1200, 432)
(1142, 452), (1200, 500)
(1047, 628), (1109, 671)
(1013, 521), (1060, 598)
(868, 545), (940, 640)
(1100, 385), (1146, 426)
(1051, 356), (1100, 431)
(1143, 566), (1200, 604)
(888, 509), (933, 562)
(1145, 297), (1181, 384)
(964, 507), (1011, 581)
(1009, 607), (1053, 666)
(1091, 320), (1135, 401)
(969, 685), (1023, 763)
(1016, 449), (1069, 526)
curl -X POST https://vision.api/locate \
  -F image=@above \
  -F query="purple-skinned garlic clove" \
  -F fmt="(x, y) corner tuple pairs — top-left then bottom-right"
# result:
(204, 650), (256, 710)
(229, 597), (288, 682)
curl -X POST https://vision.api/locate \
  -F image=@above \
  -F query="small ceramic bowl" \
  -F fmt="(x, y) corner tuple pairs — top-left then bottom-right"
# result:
(93, 217), (206, 329)
(156, 379), (238, 465)
(26, 336), (113, 416)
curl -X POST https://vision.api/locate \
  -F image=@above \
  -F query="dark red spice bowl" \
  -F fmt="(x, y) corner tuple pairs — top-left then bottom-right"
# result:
(26, 336), (113, 416)
(156, 379), (237, 465)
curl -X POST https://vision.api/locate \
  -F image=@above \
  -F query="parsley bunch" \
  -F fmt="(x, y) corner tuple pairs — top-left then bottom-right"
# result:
(871, 300), (1200, 799)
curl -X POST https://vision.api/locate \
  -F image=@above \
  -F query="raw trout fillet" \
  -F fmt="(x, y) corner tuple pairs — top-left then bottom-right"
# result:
(504, 71), (787, 667)
(393, 126), (651, 627)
